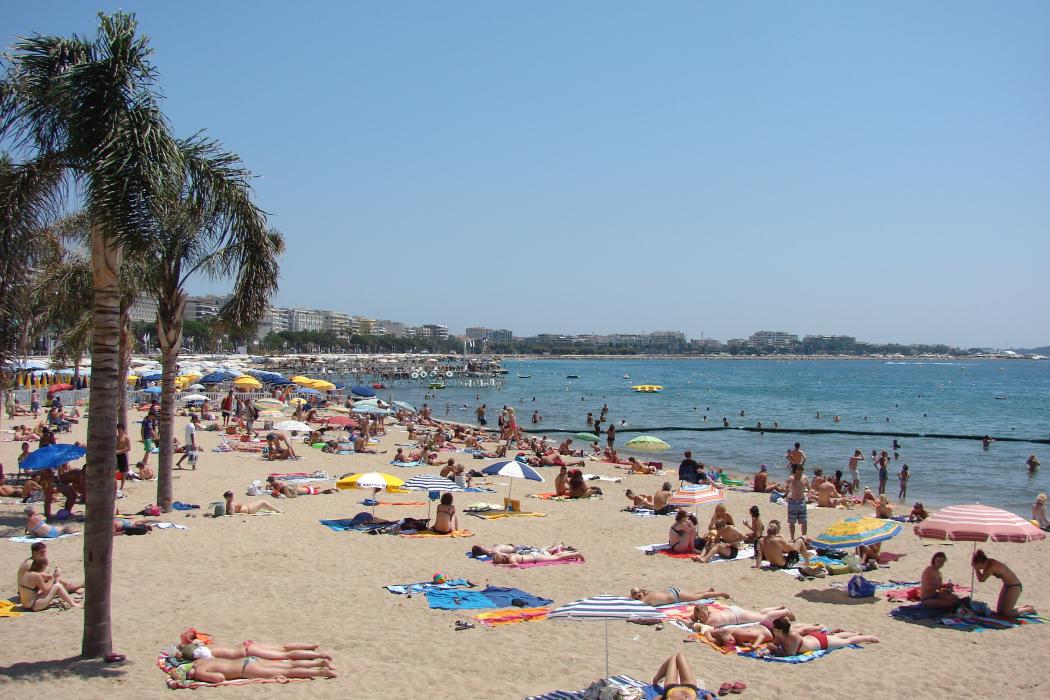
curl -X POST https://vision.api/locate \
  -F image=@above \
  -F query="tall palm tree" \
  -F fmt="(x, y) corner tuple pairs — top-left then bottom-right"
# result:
(149, 138), (283, 511)
(0, 13), (182, 657)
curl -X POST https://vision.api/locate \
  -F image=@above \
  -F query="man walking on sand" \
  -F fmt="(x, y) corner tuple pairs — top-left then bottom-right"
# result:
(177, 415), (199, 470)
(785, 464), (810, 540)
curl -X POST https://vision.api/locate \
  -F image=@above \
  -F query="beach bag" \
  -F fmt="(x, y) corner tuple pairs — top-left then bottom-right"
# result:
(582, 679), (643, 700)
(209, 501), (225, 517)
(825, 562), (851, 576)
(246, 480), (265, 496)
(847, 575), (878, 598)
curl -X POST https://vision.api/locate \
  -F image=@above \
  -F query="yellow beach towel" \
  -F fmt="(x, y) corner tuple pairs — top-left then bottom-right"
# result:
(471, 511), (547, 520)
(0, 600), (23, 618)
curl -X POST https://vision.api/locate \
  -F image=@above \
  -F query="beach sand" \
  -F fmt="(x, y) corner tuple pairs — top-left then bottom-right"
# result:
(1, 415), (1048, 699)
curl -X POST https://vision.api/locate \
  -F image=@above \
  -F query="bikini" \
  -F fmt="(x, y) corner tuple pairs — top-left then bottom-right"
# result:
(805, 631), (830, 651)
(666, 586), (682, 603)
(660, 683), (699, 700)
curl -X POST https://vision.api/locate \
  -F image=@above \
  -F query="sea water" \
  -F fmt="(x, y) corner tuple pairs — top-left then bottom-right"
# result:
(355, 359), (1049, 516)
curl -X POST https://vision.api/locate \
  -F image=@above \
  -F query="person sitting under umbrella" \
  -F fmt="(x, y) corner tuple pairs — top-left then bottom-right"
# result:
(630, 586), (728, 606)
(972, 549), (1036, 619)
(919, 551), (963, 611)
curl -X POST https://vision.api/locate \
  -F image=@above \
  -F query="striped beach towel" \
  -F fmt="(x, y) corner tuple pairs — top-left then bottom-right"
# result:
(524, 675), (656, 700)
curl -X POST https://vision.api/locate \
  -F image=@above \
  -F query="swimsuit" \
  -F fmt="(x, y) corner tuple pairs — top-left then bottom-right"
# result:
(806, 631), (829, 651)
(660, 684), (699, 700)
(787, 498), (807, 524)
(241, 656), (257, 679)
(666, 586), (681, 603)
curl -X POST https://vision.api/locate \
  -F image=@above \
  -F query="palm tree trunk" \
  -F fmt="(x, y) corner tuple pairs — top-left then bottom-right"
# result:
(82, 225), (122, 658)
(156, 290), (186, 513)
(117, 309), (131, 429)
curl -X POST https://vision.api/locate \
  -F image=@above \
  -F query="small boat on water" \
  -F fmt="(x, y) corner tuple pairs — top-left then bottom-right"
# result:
(518, 374), (532, 379)
(428, 382), (446, 389)
(624, 373), (630, 380)
(566, 374), (580, 379)
(632, 384), (664, 393)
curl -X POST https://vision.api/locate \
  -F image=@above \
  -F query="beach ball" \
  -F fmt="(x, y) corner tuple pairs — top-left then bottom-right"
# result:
(433, 571), (446, 584)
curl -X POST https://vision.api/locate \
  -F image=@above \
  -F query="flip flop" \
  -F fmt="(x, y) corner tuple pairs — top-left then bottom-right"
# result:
(731, 681), (747, 694)
(718, 682), (733, 696)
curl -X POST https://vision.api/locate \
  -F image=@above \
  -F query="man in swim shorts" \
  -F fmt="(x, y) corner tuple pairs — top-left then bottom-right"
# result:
(785, 464), (809, 539)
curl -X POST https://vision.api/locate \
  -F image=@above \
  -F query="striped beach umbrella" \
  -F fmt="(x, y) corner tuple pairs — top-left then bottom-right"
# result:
(402, 474), (463, 518)
(810, 516), (902, 550)
(667, 483), (724, 509)
(624, 435), (670, 452)
(481, 460), (545, 499)
(549, 595), (666, 676)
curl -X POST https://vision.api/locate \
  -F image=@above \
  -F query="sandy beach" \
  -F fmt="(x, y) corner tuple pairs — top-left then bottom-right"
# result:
(2, 414), (1048, 699)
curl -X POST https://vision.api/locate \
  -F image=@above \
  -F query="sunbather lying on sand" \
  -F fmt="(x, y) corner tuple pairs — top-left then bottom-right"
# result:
(625, 457), (658, 474)
(223, 491), (282, 515)
(691, 603), (794, 629)
(168, 657), (336, 683)
(178, 639), (331, 662)
(0, 479), (41, 500)
(629, 586), (728, 606)
(491, 549), (584, 565)
(470, 543), (577, 558)
(652, 652), (702, 700)
(265, 476), (336, 497)
(770, 617), (878, 655)
(755, 519), (812, 569)
(23, 506), (77, 538)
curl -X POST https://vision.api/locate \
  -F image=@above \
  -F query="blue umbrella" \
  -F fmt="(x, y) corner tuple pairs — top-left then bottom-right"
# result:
(352, 405), (390, 415)
(297, 387), (322, 396)
(139, 372), (163, 382)
(481, 460), (545, 498)
(350, 385), (376, 397)
(21, 443), (87, 472)
(142, 386), (162, 395)
(198, 371), (233, 384)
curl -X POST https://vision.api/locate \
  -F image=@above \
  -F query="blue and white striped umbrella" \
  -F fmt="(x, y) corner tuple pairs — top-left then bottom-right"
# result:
(402, 475), (463, 493)
(549, 596), (665, 677)
(481, 460), (544, 499)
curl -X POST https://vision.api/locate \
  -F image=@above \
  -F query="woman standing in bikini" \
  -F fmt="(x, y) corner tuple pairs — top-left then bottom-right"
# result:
(972, 550), (1036, 619)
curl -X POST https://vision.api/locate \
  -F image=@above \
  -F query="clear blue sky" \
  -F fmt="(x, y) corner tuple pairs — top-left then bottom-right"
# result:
(3, 2), (1048, 347)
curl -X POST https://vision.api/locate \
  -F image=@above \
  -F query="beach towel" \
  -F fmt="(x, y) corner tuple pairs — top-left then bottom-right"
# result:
(623, 508), (674, 518)
(359, 499), (427, 507)
(635, 543), (755, 563)
(582, 474), (622, 483)
(319, 518), (388, 532)
(469, 511), (547, 520)
(8, 532), (81, 544)
(390, 460), (423, 467)
(172, 502), (199, 510)
(424, 588), (499, 610)
(385, 578), (472, 595)
(0, 600), (23, 618)
(400, 529), (474, 538)
(530, 492), (600, 502)
(472, 606), (550, 626)
(153, 523), (189, 530)
(739, 645), (859, 663)
(884, 584), (968, 602)
(890, 601), (1045, 631)
(478, 585), (553, 608)
(525, 675), (679, 700)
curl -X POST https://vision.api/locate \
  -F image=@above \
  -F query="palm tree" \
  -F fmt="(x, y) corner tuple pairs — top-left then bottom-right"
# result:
(0, 13), (182, 658)
(149, 138), (283, 511)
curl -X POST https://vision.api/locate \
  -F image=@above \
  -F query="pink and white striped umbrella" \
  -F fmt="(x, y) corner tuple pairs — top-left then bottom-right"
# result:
(914, 504), (1046, 543)
(667, 483), (724, 508)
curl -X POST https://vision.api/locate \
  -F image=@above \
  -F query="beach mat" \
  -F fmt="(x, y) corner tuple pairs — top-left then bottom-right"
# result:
(472, 606), (550, 626)
(890, 602), (1045, 631)
(7, 532), (81, 545)
(468, 511), (547, 520)
(400, 529), (474, 538)
(525, 675), (689, 700)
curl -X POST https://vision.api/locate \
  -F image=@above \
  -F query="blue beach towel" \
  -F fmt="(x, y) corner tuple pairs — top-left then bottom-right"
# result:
(740, 646), (859, 663)
(172, 501), (199, 510)
(424, 588), (500, 610)
(477, 585), (552, 608)
(391, 460), (422, 467)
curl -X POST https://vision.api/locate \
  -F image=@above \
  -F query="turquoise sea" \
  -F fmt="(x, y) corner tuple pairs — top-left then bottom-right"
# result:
(368, 359), (1050, 516)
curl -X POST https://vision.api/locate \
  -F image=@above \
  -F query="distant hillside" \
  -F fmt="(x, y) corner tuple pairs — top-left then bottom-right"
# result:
(1012, 346), (1050, 355)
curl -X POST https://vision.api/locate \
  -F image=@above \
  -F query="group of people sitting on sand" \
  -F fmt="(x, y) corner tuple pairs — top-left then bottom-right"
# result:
(920, 550), (1035, 619)
(552, 466), (603, 499)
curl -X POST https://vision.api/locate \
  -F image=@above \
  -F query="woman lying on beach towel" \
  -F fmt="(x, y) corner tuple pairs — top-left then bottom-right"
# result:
(491, 549), (584, 565)
(691, 603), (794, 629)
(223, 491), (282, 515)
(652, 652), (705, 700)
(630, 586), (729, 606)
(770, 617), (878, 655)
(168, 657), (336, 684)
(266, 477), (336, 497)
(178, 640), (331, 662)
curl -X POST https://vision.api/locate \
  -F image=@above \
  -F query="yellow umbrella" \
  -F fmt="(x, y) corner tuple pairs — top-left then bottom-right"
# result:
(127, 375), (140, 386)
(233, 376), (262, 389)
(291, 376), (313, 385)
(308, 380), (336, 391)
(336, 472), (405, 492)
(289, 397), (308, 406)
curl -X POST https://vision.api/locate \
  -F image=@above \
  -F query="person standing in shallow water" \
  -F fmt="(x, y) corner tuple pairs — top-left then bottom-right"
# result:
(606, 423), (616, 450)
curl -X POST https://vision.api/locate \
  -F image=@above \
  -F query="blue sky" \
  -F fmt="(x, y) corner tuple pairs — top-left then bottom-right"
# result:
(3, 2), (1048, 347)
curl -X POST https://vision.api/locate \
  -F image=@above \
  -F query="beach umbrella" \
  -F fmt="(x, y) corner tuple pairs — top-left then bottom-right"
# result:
(810, 515), (902, 550)
(574, 432), (601, 442)
(198, 371), (232, 384)
(336, 472), (406, 515)
(126, 375), (139, 386)
(309, 380), (336, 391)
(139, 372), (163, 382)
(481, 460), (544, 499)
(274, 420), (312, 432)
(254, 398), (285, 410)
(667, 483), (724, 509)
(402, 474), (463, 518)
(142, 386), (162, 395)
(549, 595), (666, 676)
(325, 415), (356, 427)
(297, 388), (322, 396)
(289, 397), (308, 407)
(21, 443), (87, 472)
(352, 405), (390, 415)
(624, 435), (670, 452)
(291, 376), (313, 385)
(180, 394), (210, 403)
(188, 383), (205, 390)
(350, 385), (376, 397)
(47, 383), (74, 395)
(233, 376), (262, 389)
(391, 400), (416, 413)
(915, 504), (1046, 593)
